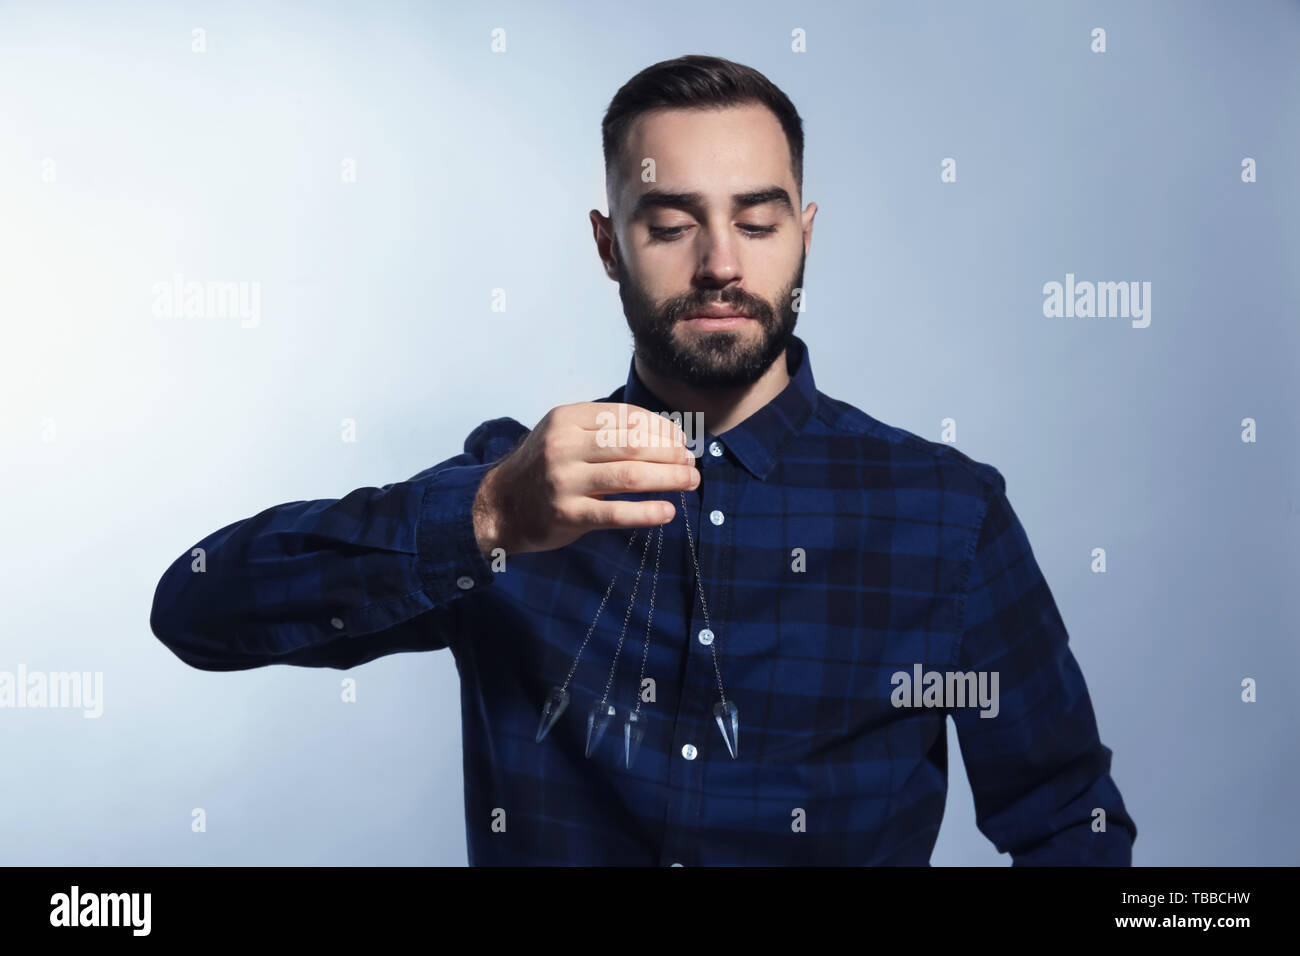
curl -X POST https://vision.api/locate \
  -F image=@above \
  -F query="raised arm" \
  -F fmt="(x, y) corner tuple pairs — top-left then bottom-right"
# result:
(149, 417), (529, 671)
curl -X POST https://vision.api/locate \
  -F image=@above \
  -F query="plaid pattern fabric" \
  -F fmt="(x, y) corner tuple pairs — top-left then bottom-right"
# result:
(150, 333), (1136, 865)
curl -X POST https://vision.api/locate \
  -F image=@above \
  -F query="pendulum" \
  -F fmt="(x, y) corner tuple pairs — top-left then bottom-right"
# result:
(534, 529), (642, 745)
(535, 484), (739, 764)
(675, 485), (739, 760)
(622, 522), (663, 768)
(586, 525), (656, 756)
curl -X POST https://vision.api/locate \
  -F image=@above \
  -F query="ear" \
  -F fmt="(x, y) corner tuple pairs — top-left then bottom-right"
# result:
(801, 201), (818, 257)
(590, 208), (619, 280)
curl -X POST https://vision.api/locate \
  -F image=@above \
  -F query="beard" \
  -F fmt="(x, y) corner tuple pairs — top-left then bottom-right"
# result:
(616, 248), (804, 388)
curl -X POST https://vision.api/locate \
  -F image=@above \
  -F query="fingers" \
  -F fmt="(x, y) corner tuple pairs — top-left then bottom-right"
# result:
(569, 497), (677, 531)
(538, 401), (699, 536)
(585, 436), (697, 464)
(586, 403), (695, 464)
(537, 419), (694, 468)
(577, 403), (687, 436)
(578, 460), (700, 496)
(574, 403), (686, 450)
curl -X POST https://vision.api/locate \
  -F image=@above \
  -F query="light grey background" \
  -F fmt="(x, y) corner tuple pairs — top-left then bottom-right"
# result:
(1, 0), (1295, 865)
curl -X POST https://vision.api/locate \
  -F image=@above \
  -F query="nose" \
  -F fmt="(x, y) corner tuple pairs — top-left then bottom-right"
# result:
(692, 221), (742, 287)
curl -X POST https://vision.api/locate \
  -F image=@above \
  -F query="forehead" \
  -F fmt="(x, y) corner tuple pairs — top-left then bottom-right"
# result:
(616, 103), (793, 207)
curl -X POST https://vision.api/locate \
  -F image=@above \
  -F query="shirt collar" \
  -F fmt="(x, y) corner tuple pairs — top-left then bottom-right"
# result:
(618, 333), (819, 481)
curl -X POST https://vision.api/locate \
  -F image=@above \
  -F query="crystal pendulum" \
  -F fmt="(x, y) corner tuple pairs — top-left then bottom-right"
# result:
(676, 485), (739, 759)
(585, 700), (616, 757)
(534, 685), (569, 743)
(586, 525), (656, 756)
(713, 699), (739, 759)
(622, 522), (664, 768)
(534, 529), (643, 744)
(536, 461), (739, 764)
(621, 483), (738, 767)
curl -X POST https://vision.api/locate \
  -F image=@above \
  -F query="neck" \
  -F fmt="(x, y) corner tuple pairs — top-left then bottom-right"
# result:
(634, 348), (791, 436)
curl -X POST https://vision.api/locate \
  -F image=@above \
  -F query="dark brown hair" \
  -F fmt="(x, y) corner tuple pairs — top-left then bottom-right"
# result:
(601, 54), (805, 199)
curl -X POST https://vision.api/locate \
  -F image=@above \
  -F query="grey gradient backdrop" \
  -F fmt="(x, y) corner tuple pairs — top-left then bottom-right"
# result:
(1, 0), (1296, 865)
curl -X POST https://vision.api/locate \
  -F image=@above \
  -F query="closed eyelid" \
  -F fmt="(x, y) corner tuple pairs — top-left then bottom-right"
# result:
(647, 223), (778, 243)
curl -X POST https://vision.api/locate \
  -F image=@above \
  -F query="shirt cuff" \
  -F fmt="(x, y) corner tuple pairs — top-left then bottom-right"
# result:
(415, 460), (498, 605)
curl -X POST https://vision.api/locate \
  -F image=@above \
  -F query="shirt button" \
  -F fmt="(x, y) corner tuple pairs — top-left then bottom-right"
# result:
(330, 617), (344, 630)
(698, 628), (714, 646)
(456, 575), (475, 590)
(681, 744), (697, 760)
(709, 510), (724, 526)
(708, 441), (723, 457)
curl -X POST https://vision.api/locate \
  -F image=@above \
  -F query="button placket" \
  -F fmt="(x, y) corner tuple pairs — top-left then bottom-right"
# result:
(661, 429), (744, 863)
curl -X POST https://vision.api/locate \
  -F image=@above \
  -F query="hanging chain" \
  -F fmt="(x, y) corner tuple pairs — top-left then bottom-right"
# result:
(630, 522), (664, 719)
(678, 485), (728, 707)
(559, 468), (728, 708)
(560, 529), (640, 693)
(598, 519), (656, 709)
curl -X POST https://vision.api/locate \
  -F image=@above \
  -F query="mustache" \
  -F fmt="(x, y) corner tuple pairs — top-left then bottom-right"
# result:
(664, 295), (773, 323)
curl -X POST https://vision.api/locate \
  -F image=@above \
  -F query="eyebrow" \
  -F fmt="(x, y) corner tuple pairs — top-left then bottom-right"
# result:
(631, 186), (794, 219)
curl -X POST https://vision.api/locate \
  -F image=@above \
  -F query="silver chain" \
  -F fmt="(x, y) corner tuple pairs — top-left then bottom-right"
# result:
(562, 476), (728, 708)
(630, 522), (664, 718)
(678, 486), (728, 706)
(560, 529), (640, 693)
(598, 520), (656, 708)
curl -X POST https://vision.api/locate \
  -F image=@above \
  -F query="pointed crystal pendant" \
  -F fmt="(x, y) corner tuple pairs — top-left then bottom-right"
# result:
(585, 701), (616, 757)
(535, 686), (569, 743)
(713, 700), (739, 759)
(623, 710), (646, 768)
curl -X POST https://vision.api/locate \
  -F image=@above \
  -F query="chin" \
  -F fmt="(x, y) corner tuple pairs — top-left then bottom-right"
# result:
(675, 324), (760, 343)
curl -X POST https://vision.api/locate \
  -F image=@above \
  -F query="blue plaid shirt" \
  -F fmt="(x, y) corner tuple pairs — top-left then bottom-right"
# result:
(150, 333), (1135, 865)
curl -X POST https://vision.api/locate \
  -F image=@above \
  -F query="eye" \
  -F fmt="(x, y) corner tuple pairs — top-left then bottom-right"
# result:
(648, 224), (778, 242)
(649, 225), (689, 241)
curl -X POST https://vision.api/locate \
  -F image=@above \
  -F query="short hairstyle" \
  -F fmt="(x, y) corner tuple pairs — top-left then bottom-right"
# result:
(601, 54), (805, 203)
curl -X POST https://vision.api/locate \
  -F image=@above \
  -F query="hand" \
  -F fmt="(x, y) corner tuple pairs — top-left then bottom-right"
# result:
(472, 402), (698, 557)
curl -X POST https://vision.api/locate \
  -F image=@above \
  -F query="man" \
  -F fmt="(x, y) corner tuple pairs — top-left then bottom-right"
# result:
(150, 54), (1136, 865)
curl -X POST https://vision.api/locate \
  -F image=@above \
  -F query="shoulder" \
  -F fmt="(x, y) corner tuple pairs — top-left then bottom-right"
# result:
(464, 416), (531, 461)
(808, 390), (1007, 500)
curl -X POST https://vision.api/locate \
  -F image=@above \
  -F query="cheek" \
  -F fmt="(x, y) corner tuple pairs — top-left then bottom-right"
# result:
(632, 257), (691, 301)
